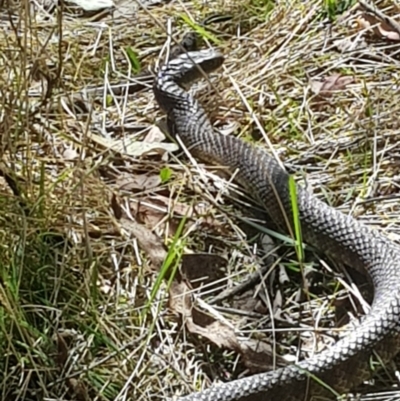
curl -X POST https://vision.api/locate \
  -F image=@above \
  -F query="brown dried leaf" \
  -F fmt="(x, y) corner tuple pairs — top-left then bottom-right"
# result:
(357, 13), (400, 41)
(56, 333), (69, 368)
(169, 280), (238, 347)
(88, 132), (178, 157)
(120, 217), (166, 269)
(144, 125), (167, 143)
(130, 195), (209, 235)
(116, 172), (161, 192)
(310, 74), (354, 97)
(121, 140), (178, 157)
(169, 280), (285, 372)
(111, 193), (123, 220)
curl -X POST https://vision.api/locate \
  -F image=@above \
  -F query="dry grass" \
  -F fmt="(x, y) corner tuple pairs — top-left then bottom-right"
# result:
(1, 0), (400, 400)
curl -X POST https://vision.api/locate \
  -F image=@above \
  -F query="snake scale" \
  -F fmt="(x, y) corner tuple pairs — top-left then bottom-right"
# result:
(153, 48), (400, 400)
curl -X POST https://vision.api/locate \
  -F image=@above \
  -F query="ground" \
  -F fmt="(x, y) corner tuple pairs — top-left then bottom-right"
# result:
(1, 0), (400, 400)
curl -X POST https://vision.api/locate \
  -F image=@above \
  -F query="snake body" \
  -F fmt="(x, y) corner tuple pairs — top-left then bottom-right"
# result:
(153, 49), (400, 400)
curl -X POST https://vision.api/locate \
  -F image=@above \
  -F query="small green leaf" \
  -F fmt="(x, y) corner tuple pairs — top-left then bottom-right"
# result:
(106, 94), (113, 106)
(160, 167), (172, 183)
(125, 47), (141, 74)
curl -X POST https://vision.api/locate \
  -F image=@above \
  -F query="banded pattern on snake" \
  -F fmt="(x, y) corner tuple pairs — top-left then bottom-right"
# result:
(153, 48), (400, 401)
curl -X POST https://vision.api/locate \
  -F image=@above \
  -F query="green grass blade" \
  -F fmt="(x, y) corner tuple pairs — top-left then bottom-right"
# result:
(179, 14), (221, 45)
(289, 176), (304, 262)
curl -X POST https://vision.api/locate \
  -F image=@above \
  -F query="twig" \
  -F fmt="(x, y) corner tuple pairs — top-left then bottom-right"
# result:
(358, 0), (400, 36)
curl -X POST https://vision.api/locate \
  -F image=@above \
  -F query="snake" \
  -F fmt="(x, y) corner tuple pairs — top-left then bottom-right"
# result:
(153, 48), (400, 401)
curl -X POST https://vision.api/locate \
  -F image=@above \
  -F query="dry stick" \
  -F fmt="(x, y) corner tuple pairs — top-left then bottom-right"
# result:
(358, 0), (400, 36)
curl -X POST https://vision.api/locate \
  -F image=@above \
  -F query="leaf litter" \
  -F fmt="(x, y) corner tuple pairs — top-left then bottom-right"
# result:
(4, 0), (400, 400)
(309, 74), (355, 97)
(112, 183), (279, 371)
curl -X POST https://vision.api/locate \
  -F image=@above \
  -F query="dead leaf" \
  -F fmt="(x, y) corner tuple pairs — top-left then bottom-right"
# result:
(169, 280), (238, 347)
(56, 333), (69, 368)
(87, 131), (178, 157)
(115, 200), (283, 372)
(118, 140), (178, 157)
(310, 74), (354, 97)
(116, 172), (161, 192)
(119, 217), (166, 269)
(129, 195), (209, 235)
(357, 13), (400, 41)
(169, 280), (286, 372)
(144, 125), (167, 142)
(111, 193), (123, 220)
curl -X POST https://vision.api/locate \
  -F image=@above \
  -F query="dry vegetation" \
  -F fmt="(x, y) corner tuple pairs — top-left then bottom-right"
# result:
(1, 0), (400, 400)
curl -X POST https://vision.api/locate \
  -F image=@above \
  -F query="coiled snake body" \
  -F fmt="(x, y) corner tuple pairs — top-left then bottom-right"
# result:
(153, 49), (400, 400)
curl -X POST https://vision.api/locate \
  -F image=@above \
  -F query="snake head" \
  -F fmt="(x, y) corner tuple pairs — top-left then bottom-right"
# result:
(160, 49), (224, 86)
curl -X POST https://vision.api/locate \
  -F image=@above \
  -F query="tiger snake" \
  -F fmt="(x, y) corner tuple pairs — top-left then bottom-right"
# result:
(153, 48), (400, 401)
